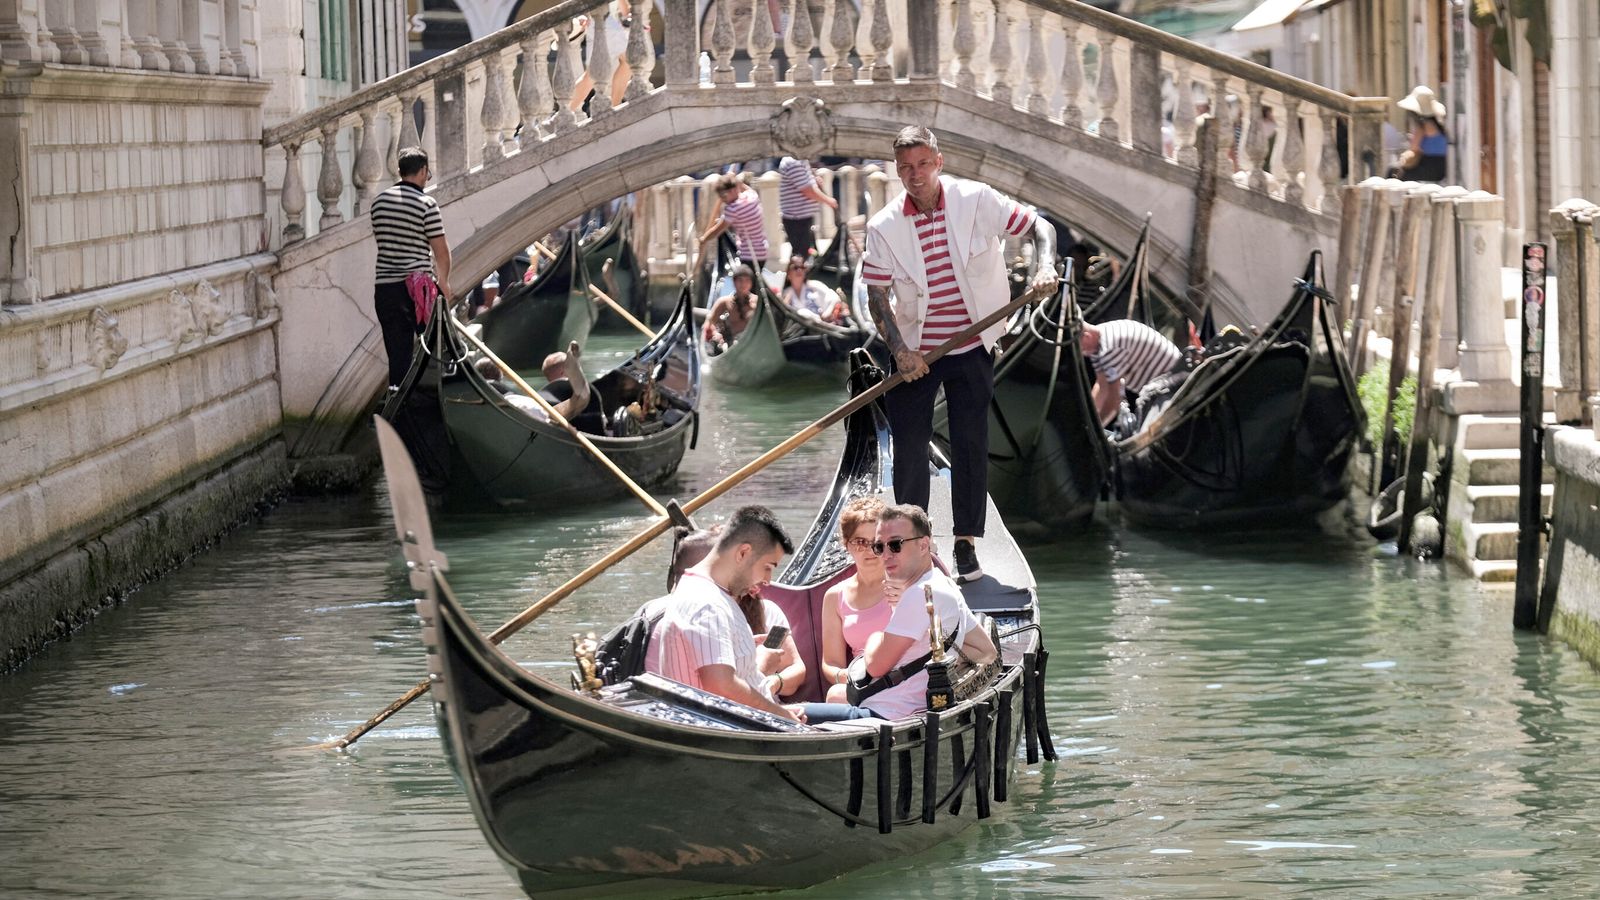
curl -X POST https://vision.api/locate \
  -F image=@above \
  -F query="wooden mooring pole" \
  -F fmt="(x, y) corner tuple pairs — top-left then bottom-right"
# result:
(1514, 242), (1549, 630)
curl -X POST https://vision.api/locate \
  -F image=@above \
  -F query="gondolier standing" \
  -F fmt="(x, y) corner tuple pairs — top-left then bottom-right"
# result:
(861, 126), (1057, 582)
(371, 147), (452, 390)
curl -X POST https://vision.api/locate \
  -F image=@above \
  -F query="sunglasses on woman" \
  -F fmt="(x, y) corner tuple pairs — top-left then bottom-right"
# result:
(845, 537), (874, 551)
(870, 536), (924, 556)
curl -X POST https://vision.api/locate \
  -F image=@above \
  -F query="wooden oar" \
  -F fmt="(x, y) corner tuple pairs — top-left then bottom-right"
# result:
(587, 284), (654, 340)
(313, 280), (1055, 751)
(452, 320), (669, 520)
(533, 241), (557, 261)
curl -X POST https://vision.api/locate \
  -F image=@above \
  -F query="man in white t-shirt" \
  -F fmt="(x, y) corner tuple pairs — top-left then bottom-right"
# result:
(644, 505), (804, 722)
(823, 503), (983, 720)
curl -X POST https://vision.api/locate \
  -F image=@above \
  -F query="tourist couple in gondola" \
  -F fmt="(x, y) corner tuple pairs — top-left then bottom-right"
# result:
(641, 500), (997, 726)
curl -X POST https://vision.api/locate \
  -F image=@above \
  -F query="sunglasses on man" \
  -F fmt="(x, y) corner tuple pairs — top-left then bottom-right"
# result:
(870, 536), (926, 556)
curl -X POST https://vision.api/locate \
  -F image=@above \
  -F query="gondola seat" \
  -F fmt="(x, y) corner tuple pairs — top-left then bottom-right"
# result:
(760, 567), (854, 704)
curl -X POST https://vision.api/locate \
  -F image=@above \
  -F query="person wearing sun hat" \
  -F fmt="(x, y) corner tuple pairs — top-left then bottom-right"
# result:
(1391, 85), (1449, 183)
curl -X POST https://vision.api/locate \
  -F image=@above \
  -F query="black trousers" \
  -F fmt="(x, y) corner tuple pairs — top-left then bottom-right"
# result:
(884, 348), (993, 537)
(375, 280), (416, 389)
(783, 217), (815, 258)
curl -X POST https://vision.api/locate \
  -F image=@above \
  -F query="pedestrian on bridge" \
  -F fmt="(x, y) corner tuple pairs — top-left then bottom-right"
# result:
(370, 147), (452, 390)
(860, 126), (1058, 583)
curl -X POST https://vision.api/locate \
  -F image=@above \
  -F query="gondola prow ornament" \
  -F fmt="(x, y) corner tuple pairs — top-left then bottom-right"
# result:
(923, 585), (954, 711)
(571, 632), (603, 694)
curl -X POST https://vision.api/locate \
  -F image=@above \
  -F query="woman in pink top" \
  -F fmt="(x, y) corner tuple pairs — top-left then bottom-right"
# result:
(819, 497), (892, 703)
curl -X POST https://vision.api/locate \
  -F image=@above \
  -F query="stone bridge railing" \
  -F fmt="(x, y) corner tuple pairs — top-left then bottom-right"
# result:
(260, 0), (1390, 250)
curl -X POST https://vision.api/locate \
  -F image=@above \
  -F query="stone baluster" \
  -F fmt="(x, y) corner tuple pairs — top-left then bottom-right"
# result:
(1319, 110), (1342, 212)
(518, 33), (553, 142)
(420, 92), (438, 168)
(1094, 32), (1118, 141)
(837, 164), (860, 220)
(816, 167), (836, 239)
(673, 175), (697, 255)
(1023, 7), (1047, 115)
(481, 51), (511, 159)
(384, 105), (402, 181)
(1281, 97), (1305, 205)
(1242, 86), (1269, 192)
(552, 27), (580, 131)
(1210, 72), (1233, 171)
(586, 4), (616, 116)
(648, 182), (673, 261)
(1059, 20), (1082, 129)
(867, 0), (892, 82)
(1173, 60), (1197, 165)
(316, 122), (344, 230)
(397, 89), (423, 156)
(786, 0), (815, 83)
(865, 164), (888, 216)
(625, 10), (653, 100)
(987, 0), (1011, 105)
(827, 0), (854, 83)
(354, 108), (383, 214)
(1454, 192), (1513, 386)
(952, 0), (976, 91)
(749, 0), (777, 85)
(280, 140), (307, 244)
(711, 0), (736, 85)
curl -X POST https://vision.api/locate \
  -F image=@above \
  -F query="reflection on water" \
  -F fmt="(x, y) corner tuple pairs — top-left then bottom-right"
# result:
(3, 334), (1600, 898)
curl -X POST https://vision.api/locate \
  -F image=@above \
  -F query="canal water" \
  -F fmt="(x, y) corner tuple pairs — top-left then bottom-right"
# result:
(4, 333), (1600, 898)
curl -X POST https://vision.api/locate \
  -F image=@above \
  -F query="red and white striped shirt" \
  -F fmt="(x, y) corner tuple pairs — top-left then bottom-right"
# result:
(860, 185), (1034, 354)
(720, 188), (770, 262)
(644, 571), (772, 702)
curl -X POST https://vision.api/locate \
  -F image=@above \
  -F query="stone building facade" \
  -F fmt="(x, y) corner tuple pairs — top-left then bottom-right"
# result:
(0, 1), (407, 668)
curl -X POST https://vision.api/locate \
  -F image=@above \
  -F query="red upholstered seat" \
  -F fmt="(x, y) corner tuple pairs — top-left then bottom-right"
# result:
(759, 566), (855, 703)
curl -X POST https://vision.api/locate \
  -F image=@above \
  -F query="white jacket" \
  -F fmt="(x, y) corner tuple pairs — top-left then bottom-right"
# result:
(862, 175), (1026, 352)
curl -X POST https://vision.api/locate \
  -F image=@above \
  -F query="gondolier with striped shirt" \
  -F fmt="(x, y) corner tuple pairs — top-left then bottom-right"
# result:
(370, 147), (452, 389)
(860, 126), (1058, 583)
(777, 156), (838, 259)
(1080, 319), (1183, 427)
(697, 174), (770, 269)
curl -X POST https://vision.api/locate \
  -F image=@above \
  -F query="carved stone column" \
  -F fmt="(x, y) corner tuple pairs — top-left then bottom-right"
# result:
(1319, 110), (1341, 212)
(280, 140), (307, 244)
(952, 0), (976, 92)
(1024, 7), (1047, 114)
(585, 4), (615, 116)
(481, 51), (511, 158)
(316, 122), (345, 230)
(987, 0), (1011, 105)
(1059, 20), (1081, 129)
(1094, 32), (1118, 141)
(518, 34), (553, 141)
(625, 9), (653, 99)
(1243, 86), (1268, 192)
(1282, 97), (1304, 205)
(786, 0), (815, 83)
(827, 0), (854, 83)
(354, 108), (384, 215)
(552, 26), (580, 131)
(867, 0), (892, 82)
(1173, 60), (1197, 165)
(711, 0), (735, 85)
(748, 0), (777, 85)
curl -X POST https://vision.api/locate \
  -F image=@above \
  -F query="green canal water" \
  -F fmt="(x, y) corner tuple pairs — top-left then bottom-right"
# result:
(4, 334), (1600, 898)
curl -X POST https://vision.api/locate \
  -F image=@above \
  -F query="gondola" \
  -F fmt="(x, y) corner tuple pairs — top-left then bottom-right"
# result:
(373, 354), (1057, 896)
(807, 228), (855, 296)
(426, 285), (701, 509)
(933, 283), (1111, 533)
(469, 230), (595, 373)
(577, 200), (650, 330)
(1112, 252), (1364, 527)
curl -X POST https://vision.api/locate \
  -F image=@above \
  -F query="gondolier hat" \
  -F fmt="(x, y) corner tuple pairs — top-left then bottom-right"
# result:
(1397, 85), (1446, 119)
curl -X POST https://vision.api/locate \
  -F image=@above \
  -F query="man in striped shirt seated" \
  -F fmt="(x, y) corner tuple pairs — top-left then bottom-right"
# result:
(370, 147), (452, 389)
(697, 174), (770, 270)
(644, 505), (806, 723)
(1079, 320), (1183, 427)
(859, 126), (1058, 583)
(777, 156), (838, 259)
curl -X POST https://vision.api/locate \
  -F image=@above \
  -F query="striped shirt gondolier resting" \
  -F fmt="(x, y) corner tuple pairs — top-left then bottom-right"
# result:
(778, 157), (820, 219)
(721, 189), (769, 263)
(372, 182), (444, 283)
(860, 189), (1034, 355)
(1090, 319), (1183, 394)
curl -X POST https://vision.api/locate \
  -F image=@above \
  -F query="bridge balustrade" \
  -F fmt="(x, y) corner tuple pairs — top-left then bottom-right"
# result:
(260, 0), (1390, 252)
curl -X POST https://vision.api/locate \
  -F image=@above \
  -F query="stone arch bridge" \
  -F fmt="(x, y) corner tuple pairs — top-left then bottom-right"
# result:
(264, 0), (1387, 461)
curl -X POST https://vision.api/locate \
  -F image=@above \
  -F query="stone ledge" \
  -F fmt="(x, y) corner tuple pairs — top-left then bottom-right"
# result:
(1, 61), (270, 106)
(0, 439), (288, 672)
(1548, 426), (1600, 488)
